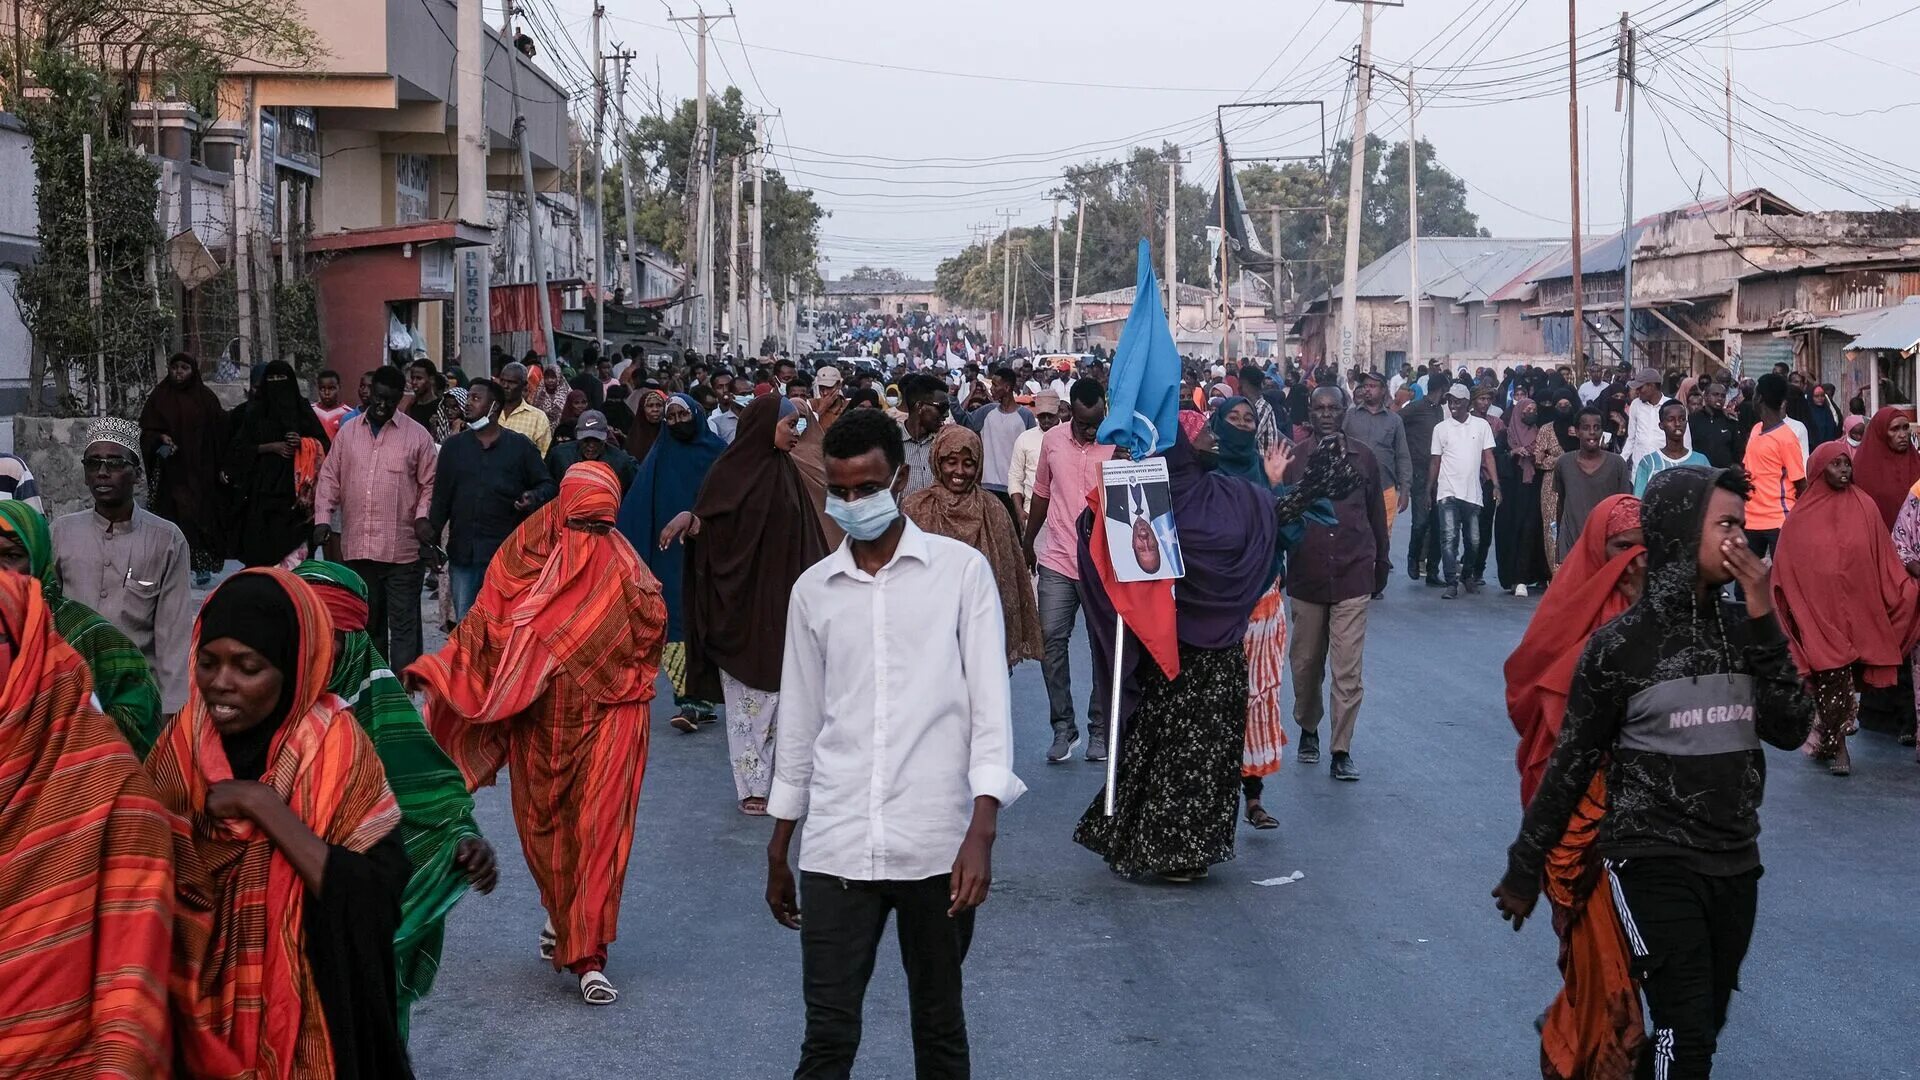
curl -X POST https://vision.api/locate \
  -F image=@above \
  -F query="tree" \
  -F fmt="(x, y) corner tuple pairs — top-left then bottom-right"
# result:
(934, 142), (1212, 325)
(614, 85), (824, 307)
(1235, 135), (1486, 313)
(845, 266), (912, 283)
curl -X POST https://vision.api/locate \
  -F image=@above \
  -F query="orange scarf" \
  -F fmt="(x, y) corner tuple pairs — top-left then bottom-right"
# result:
(0, 571), (174, 1077)
(293, 437), (324, 511)
(148, 569), (400, 1079)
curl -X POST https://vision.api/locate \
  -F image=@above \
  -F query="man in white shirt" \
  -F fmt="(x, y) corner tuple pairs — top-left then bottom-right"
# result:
(766, 408), (1025, 1079)
(1578, 364), (1609, 406)
(1426, 384), (1499, 599)
(1007, 390), (1061, 532)
(1621, 366), (1690, 466)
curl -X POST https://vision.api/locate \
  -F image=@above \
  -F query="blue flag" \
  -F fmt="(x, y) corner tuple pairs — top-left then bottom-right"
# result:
(1097, 240), (1180, 460)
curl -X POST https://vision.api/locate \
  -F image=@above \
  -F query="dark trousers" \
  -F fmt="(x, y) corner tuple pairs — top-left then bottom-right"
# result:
(1470, 494), (1497, 578)
(1037, 566), (1107, 738)
(1608, 859), (1761, 1080)
(1407, 456), (1433, 573)
(1437, 497), (1483, 586)
(347, 559), (425, 672)
(797, 872), (974, 1080)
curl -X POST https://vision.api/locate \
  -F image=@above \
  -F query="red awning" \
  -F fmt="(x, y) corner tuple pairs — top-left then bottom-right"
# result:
(490, 283), (565, 357)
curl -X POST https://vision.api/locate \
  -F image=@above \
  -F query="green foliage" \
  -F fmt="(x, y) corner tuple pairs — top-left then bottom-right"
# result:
(11, 50), (171, 417)
(274, 275), (322, 379)
(935, 143), (1211, 315)
(611, 85), (823, 303)
(1236, 135), (1487, 308)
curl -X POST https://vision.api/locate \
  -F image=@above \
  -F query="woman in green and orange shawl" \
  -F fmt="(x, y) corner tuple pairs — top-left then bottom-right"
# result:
(294, 558), (496, 1037)
(0, 499), (162, 756)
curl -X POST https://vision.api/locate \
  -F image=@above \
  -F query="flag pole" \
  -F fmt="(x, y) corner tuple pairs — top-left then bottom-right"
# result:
(1104, 611), (1125, 816)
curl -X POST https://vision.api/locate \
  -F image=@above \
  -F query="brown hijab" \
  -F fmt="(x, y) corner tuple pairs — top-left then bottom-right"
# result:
(684, 395), (829, 694)
(627, 388), (665, 462)
(788, 392), (849, 546)
(901, 425), (1045, 666)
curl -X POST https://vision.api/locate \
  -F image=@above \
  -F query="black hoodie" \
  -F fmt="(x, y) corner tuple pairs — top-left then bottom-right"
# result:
(1502, 466), (1815, 902)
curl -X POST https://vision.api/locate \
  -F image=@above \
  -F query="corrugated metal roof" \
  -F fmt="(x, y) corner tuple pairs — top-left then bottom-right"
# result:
(1423, 241), (1570, 304)
(1311, 236), (1559, 306)
(1528, 188), (1803, 282)
(1842, 297), (1920, 353)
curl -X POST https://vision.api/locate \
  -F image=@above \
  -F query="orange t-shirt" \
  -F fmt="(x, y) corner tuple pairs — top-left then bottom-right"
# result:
(1743, 422), (1805, 531)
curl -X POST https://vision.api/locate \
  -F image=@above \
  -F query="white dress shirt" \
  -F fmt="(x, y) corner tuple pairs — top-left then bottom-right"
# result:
(1622, 395), (1690, 465)
(768, 520), (1027, 882)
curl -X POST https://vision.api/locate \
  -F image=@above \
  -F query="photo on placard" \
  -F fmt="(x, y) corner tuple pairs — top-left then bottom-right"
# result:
(1101, 457), (1183, 582)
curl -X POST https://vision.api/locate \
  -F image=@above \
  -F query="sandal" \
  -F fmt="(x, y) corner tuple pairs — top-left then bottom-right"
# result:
(1245, 802), (1279, 831)
(670, 711), (700, 734)
(538, 920), (557, 962)
(579, 971), (618, 1005)
(739, 797), (768, 817)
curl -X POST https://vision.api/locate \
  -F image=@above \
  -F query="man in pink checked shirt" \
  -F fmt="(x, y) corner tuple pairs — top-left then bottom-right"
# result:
(312, 365), (437, 669)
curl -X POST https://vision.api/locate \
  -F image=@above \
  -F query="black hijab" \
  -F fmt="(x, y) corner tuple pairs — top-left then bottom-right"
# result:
(199, 572), (301, 781)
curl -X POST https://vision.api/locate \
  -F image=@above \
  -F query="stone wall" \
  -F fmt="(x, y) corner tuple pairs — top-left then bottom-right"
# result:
(14, 415), (97, 518)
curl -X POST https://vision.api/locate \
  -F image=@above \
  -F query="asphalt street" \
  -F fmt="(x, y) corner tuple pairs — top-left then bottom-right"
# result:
(406, 520), (1920, 1079)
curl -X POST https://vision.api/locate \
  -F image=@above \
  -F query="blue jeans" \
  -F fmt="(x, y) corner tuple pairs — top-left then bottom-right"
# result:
(1438, 497), (1483, 586)
(449, 563), (487, 623)
(1037, 566), (1108, 738)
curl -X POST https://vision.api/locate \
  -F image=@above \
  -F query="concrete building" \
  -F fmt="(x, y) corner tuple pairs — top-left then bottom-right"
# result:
(823, 278), (947, 317)
(1524, 189), (1920, 403)
(211, 0), (575, 386)
(0, 114), (37, 417)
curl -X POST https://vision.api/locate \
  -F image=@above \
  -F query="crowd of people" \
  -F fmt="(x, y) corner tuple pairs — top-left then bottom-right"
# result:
(0, 329), (1909, 1078)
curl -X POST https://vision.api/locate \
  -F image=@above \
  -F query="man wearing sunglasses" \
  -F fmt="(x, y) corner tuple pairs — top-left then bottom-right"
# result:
(51, 417), (194, 716)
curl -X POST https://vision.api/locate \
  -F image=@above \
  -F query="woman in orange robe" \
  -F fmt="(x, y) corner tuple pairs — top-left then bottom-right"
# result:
(0, 569), (173, 1077)
(1504, 494), (1648, 1080)
(408, 461), (667, 1006)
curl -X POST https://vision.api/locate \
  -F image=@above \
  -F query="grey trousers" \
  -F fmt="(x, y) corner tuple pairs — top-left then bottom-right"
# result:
(1037, 566), (1108, 738)
(1288, 595), (1369, 755)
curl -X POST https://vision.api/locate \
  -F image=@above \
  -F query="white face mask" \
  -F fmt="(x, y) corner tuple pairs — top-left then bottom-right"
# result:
(467, 414), (492, 431)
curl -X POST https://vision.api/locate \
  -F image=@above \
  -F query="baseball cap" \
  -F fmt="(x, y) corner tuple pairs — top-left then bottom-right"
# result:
(1627, 366), (1661, 388)
(1446, 383), (1471, 401)
(813, 365), (843, 389)
(576, 410), (611, 441)
(1359, 369), (1387, 385)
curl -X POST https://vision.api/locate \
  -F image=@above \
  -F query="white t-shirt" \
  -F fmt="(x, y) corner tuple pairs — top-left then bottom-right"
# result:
(1431, 414), (1497, 505)
(1579, 379), (1608, 405)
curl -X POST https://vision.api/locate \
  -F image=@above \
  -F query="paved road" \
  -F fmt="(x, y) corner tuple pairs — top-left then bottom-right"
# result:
(406, 536), (1920, 1079)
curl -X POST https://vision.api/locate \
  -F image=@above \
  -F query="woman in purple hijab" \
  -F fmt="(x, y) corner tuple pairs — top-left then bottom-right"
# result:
(1072, 428), (1359, 881)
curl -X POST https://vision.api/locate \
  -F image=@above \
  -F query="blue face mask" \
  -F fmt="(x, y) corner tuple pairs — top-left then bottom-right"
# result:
(826, 474), (903, 541)
(734, 394), (754, 408)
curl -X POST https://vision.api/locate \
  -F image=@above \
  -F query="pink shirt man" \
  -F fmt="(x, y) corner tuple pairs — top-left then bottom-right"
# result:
(1031, 422), (1116, 580)
(313, 409), (437, 564)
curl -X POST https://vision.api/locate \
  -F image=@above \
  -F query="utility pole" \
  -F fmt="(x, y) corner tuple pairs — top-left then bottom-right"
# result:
(1217, 118), (1230, 363)
(617, 51), (641, 316)
(456, 0), (490, 370)
(1069, 195), (1085, 352)
(1051, 198), (1061, 351)
(669, 8), (733, 357)
(750, 113), (765, 358)
(1001, 216), (1013, 355)
(727, 153), (741, 356)
(1567, 0), (1586, 369)
(1270, 206), (1284, 326)
(1406, 69), (1420, 377)
(1337, 0), (1376, 373)
(1617, 14), (1636, 367)
(505, 2), (554, 363)
(590, 2), (606, 355)
(1164, 151), (1178, 317)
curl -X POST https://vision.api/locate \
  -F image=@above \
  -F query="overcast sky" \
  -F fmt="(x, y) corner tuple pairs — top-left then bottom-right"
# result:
(549, 0), (1920, 280)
